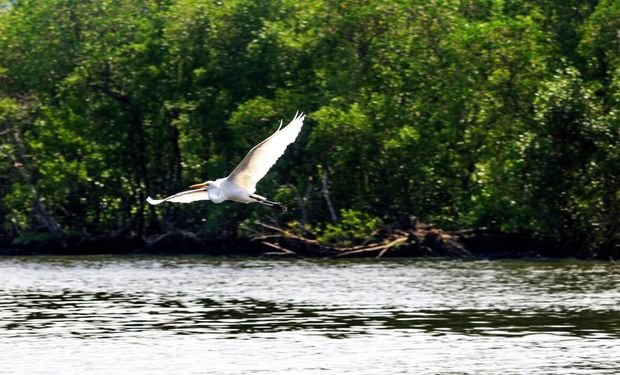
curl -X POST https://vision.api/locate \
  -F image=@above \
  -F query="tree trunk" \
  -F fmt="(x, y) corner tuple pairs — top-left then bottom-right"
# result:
(0, 143), (60, 238)
(321, 168), (338, 223)
(289, 183), (310, 226)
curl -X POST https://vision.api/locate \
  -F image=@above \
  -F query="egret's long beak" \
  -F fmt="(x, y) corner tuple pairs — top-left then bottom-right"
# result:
(189, 182), (207, 189)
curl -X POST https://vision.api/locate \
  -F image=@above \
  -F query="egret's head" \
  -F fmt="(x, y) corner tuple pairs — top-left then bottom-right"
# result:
(189, 180), (215, 190)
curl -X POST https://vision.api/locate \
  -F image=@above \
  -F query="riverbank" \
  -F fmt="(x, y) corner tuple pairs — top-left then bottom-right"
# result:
(2, 219), (617, 260)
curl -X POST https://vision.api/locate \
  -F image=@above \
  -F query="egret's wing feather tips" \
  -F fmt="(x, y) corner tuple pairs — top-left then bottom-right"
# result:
(146, 189), (210, 205)
(147, 196), (165, 205)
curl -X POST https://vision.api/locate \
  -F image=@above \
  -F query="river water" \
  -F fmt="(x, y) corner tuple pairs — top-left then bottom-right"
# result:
(0, 257), (618, 374)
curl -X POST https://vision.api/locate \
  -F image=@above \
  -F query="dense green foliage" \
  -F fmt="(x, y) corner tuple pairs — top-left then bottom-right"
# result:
(1, 0), (618, 252)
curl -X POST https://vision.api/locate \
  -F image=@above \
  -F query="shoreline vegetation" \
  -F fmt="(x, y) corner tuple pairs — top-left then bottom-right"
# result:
(2, 1), (619, 258)
(2, 216), (618, 260)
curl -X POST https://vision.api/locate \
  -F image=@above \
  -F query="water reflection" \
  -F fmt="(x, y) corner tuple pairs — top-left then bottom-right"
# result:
(2, 286), (619, 339)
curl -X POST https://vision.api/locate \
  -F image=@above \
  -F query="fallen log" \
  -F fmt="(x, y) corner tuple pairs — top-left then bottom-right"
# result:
(334, 236), (408, 258)
(254, 221), (319, 244)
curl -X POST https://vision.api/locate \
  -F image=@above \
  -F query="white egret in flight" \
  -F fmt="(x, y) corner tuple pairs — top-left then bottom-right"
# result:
(146, 112), (305, 211)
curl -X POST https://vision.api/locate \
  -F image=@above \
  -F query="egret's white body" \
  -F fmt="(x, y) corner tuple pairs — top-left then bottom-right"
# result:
(147, 112), (305, 209)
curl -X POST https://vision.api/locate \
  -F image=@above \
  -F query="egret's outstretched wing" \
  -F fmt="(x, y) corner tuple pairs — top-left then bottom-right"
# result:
(147, 189), (210, 205)
(227, 112), (305, 193)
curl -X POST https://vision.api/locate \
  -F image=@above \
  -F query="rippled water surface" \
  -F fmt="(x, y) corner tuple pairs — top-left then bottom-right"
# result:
(1, 257), (619, 374)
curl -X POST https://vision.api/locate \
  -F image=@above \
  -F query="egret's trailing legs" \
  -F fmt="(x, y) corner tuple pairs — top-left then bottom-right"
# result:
(251, 194), (287, 211)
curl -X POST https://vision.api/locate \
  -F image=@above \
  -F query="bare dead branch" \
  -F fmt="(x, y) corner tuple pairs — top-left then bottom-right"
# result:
(261, 241), (296, 255)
